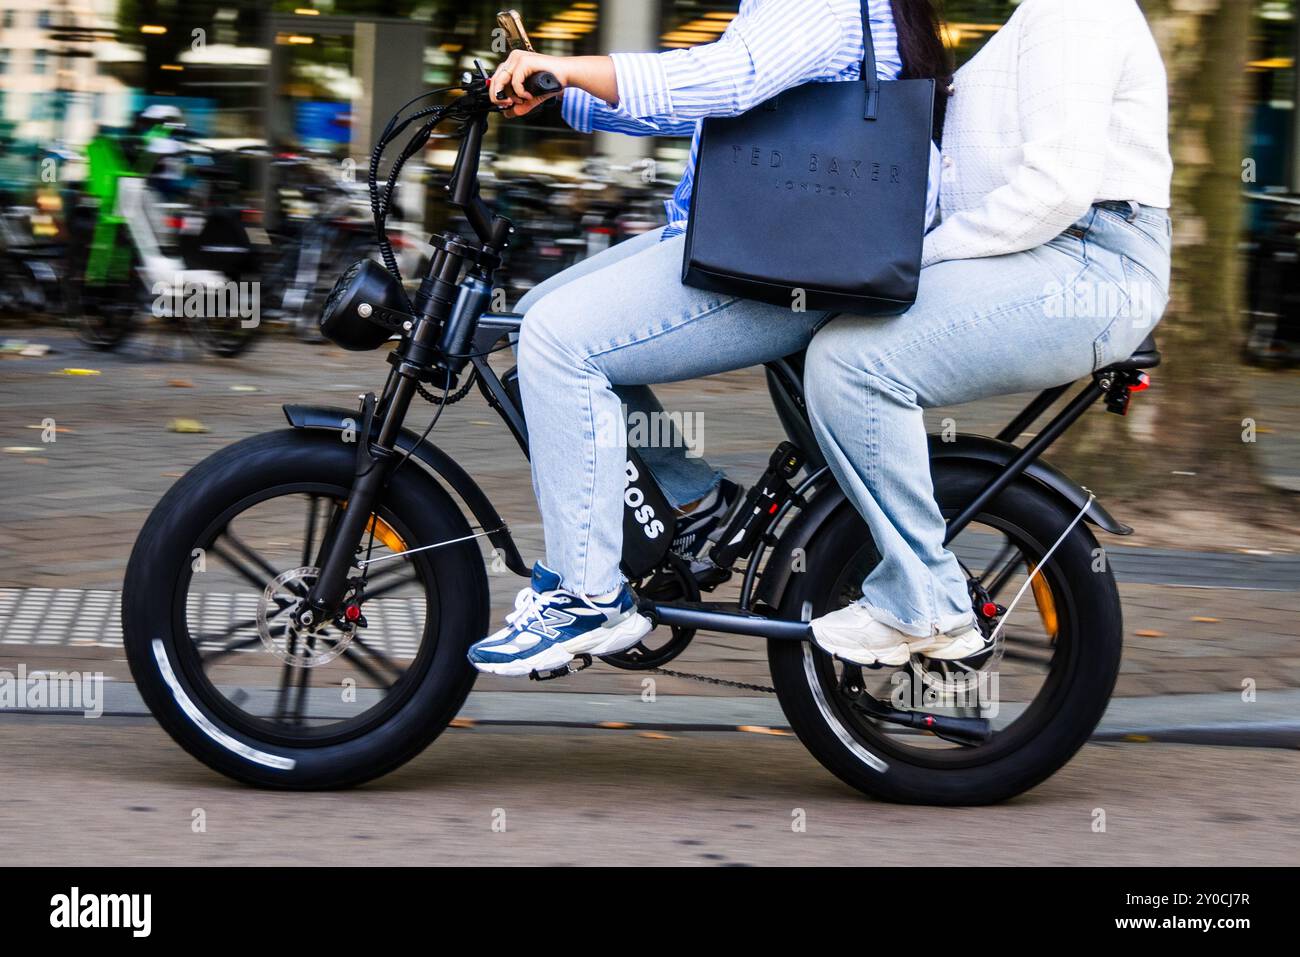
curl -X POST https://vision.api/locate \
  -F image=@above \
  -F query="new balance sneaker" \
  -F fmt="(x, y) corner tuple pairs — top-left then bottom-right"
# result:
(671, 479), (742, 559)
(810, 602), (987, 667)
(467, 562), (653, 677)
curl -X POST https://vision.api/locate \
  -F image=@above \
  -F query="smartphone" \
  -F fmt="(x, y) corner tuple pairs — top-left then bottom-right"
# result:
(496, 9), (535, 53)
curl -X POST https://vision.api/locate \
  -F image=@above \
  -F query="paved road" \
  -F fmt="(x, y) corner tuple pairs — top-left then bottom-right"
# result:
(0, 715), (1295, 866)
(1, 328), (1297, 701)
(1, 326), (1297, 867)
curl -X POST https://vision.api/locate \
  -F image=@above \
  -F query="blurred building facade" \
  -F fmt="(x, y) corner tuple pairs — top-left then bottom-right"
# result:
(0, 1), (1296, 191)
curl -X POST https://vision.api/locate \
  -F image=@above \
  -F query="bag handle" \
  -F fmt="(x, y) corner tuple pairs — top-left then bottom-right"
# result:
(762, 1), (881, 118)
(860, 0), (879, 120)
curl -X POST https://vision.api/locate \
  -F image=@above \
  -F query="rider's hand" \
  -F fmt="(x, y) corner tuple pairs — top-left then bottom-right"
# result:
(491, 50), (567, 118)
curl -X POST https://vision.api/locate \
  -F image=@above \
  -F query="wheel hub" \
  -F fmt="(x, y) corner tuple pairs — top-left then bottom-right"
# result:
(258, 566), (357, 667)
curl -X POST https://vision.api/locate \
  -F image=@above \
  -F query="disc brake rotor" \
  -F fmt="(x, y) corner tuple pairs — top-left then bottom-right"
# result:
(257, 566), (357, 667)
(911, 616), (1006, 700)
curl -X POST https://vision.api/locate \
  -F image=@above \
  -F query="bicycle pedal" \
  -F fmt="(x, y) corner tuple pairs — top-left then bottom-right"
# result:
(528, 653), (593, 682)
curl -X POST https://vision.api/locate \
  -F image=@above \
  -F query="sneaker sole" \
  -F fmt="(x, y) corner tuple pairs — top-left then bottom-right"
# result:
(812, 626), (987, 669)
(471, 613), (654, 677)
(810, 625), (912, 668)
(915, 632), (989, 662)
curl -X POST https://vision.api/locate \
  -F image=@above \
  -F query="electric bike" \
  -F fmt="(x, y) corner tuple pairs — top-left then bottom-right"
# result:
(121, 58), (1160, 805)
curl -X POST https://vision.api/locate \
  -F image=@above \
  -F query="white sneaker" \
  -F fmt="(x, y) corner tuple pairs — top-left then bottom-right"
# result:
(810, 603), (986, 667)
(918, 625), (988, 662)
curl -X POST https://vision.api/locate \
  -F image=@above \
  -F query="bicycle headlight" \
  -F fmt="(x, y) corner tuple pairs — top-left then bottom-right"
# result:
(319, 259), (410, 351)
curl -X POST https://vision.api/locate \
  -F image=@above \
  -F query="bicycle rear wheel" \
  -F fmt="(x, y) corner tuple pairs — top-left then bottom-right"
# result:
(769, 468), (1122, 805)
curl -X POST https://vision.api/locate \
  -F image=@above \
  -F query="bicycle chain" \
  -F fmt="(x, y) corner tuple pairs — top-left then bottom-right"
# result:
(647, 666), (775, 695)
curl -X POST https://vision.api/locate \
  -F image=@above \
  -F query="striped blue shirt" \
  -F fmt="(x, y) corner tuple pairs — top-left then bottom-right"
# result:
(561, 0), (941, 239)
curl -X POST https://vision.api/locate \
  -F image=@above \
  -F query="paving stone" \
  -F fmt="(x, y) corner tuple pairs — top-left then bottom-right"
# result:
(2, 327), (1296, 701)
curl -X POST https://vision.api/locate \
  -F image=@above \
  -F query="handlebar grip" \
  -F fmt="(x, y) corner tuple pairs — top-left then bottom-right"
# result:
(524, 72), (562, 98)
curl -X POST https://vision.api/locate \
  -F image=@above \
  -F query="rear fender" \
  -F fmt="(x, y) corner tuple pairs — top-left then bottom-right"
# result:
(755, 435), (1130, 610)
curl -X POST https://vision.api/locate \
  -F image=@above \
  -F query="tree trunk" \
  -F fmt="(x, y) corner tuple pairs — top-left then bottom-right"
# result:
(1053, 0), (1261, 508)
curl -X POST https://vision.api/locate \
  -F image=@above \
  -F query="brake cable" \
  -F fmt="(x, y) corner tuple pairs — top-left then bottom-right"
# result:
(367, 86), (463, 296)
(986, 492), (1095, 645)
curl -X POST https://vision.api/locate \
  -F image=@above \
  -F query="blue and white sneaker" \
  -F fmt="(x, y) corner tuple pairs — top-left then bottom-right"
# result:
(671, 479), (742, 559)
(468, 563), (653, 677)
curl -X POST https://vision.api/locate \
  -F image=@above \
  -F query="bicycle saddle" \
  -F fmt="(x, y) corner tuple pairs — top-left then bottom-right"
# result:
(1101, 333), (1161, 372)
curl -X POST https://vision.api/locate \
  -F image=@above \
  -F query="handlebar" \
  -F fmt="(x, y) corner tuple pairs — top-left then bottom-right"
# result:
(495, 71), (563, 101)
(369, 69), (564, 280)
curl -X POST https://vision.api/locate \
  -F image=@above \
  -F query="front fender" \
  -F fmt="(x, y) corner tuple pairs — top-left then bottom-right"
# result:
(282, 404), (528, 577)
(755, 435), (1130, 610)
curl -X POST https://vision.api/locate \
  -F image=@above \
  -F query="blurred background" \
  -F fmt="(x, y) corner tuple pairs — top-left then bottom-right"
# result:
(0, 1), (1296, 496)
(0, 1), (1297, 865)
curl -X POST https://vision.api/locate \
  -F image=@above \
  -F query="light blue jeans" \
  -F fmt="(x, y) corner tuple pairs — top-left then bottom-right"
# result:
(516, 227), (734, 512)
(517, 203), (1171, 616)
(805, 203), (1172, 635)
(517, 226), (831, 594)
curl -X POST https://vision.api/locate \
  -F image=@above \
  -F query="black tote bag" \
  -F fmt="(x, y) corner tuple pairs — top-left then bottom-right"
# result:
(682, 0), (936, 315)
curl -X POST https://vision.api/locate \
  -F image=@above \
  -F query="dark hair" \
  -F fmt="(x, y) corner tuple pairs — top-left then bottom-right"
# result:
(891, 0), (953, 139)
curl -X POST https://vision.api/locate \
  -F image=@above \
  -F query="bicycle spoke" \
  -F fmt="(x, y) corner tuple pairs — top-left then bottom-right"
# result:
(980, 540), (1024, 600)
(343, 635), (403, 688)
(362, 563), (420, 600)
(274, 633), (312, 726)
(181, 489), (432, 741)
(226, 529), (306, 596)
(999, 640), (1054, 670)
(208, 541), (272, 593)
(202, 633), (264, 663)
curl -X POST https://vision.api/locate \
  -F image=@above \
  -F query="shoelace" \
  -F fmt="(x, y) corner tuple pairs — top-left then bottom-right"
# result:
(506, 586), (606, 630)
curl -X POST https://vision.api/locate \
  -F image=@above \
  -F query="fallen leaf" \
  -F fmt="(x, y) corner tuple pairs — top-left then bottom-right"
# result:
(449, 717), (476, 729)
(25, 424), (72, 434)
(738, 725), (791, 736)
(167, 379), (193, 388)
(1124, 734), (1152, 743)
(1134, 629), (1165, 638)
(56, 368), (101, 376)
(230, 384), (258, 392)
(1190, 616), (1220, 624)
(638, 732), (672, 740)
(168, 418), (209, 434)
(596, 721), (632, 729)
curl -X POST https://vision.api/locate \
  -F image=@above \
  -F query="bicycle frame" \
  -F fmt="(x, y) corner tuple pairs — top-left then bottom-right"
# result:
(295, 73), (1156, 654)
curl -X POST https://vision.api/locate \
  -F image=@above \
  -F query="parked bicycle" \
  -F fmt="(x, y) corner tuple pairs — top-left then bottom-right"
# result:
(260, 151), (429, 342)
(1243, 191), (1300, 367)
(63, 117), (266, 358)
(122, 51), (1159, 804)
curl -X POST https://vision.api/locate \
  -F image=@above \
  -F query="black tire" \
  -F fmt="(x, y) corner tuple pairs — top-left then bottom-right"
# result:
(768, 467), (1122, 805)
(64, 277), (136, 351)
(187, 310), (261, 359)
(121, 429), (486, 788)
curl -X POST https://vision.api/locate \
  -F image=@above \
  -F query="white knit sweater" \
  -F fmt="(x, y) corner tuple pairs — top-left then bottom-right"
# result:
(921, 0), (1173, 267)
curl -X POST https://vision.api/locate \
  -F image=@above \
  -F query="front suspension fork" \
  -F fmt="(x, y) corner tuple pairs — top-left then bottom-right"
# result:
(297, 377), (416, 626)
